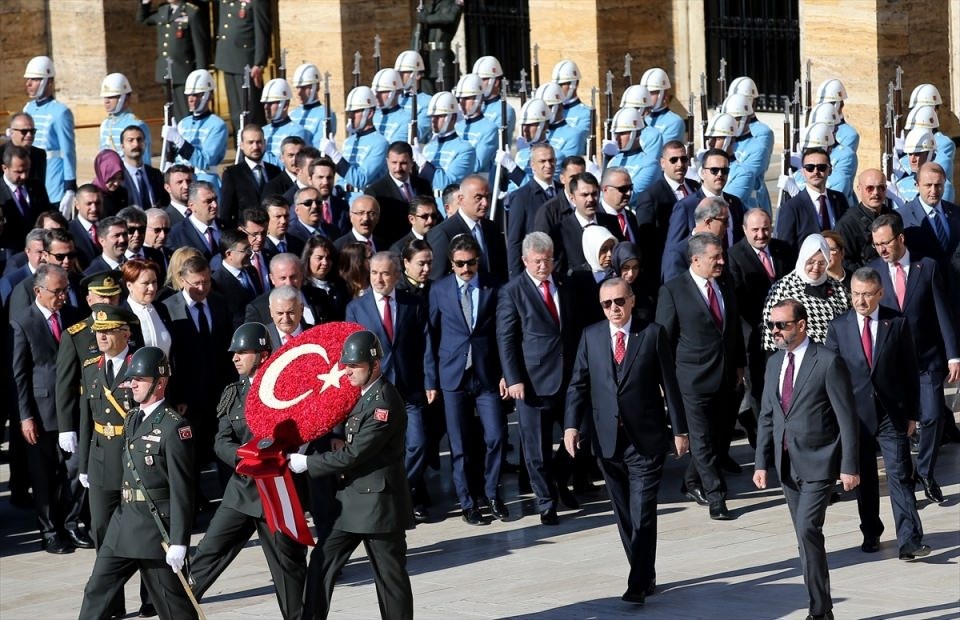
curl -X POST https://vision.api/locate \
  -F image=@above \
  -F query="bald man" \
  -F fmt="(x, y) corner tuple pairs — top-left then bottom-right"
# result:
(833, 168), (895, 272)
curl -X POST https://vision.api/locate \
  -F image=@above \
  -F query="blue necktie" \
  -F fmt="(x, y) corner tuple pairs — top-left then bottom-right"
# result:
(931, 209), (949, 250)
(278, 239), (287, 253)
(238, 270), (254, 294)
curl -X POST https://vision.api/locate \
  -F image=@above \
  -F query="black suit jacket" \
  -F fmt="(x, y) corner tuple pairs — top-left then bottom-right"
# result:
(364, 174), (433, 247)
(634, 176), (700, 250)
(664, 188), (745, 252)
(506, 180), (563, 278)
(0, 178), (49, 252)
(164, 204), (188, 227)
(553, 212), (623, 276)
(333, 231), (386, 254)
(121, 164), (169, 208)
(532, 194), (573, 238)
(8, 272), (86, 318)
(166, 218), (222, 260)
(243, 285), (334, 327)
(219, 160), (282, 227)
(212, 265), (262, 331)
(774, 188), (849, 251)
(426, 213), (508, 282)
(83, 255), (123, 276)
(264, 170), (297, 198)
(263, 235), (305, 260)
(68, 218), (101, 269)
(726, 238), (795, 328)
(899, 198), (960, 274)
(0, 143), (46, 187)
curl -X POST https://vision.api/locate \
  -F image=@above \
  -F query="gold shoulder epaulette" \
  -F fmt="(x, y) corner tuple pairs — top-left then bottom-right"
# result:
(67, 322), (88, 335)
(83, 357), (100, 367)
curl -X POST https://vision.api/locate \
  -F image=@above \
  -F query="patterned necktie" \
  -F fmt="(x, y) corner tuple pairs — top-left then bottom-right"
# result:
(541, 280), (560, 326)
(614, 330), (625, 365)
(277, 239), (287, 253)
(13, 185), (28, 216)
(48, 312), (61, 343)
(381, 295), (394, 343)
(780, 351), (795, 413)
(322, 199), (333, 225)
(545, 185), (554, 199)
(930, 208), (949, 250)
(818, 194), (830, 231)
(894, 262), (907, 309)
(861, 316), (873, 368)
(706, 281), (723, 330)
(400, 182), (412, 202)
(137, 169), (151, 206)
(758, 250), (775, 280)
(461, 283), (473, 369)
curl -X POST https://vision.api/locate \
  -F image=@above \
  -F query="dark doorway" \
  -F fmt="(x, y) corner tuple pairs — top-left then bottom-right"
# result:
(463, 0), (530, 95)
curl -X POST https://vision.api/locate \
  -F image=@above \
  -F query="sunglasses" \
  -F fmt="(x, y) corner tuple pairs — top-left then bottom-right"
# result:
(705, 167), (730, 176)
(862, 184), (886, 193)
(802, 163), (829, 173)
(607, 184), (633, 194)
(150, 226), (171, 234)
(298, 199), (318, 207)
(452, 258), (478, 268)
(668, 155), (690, 164)
(765, 320), (798, 331)
(47, 251), (77, 261)
(414, 212), (438, 220)
(127, 226), (146, 235)
(11, 128), (37, 136)
(600, 297), (628, 309)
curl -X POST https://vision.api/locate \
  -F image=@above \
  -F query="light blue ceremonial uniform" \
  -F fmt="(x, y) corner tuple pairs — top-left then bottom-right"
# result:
(456, 114), (499, 175)
(509, 146), (535, 191)
(176, 112), (228, 192)
(290, 102), (338, 144)
(834, 120), (860, 154)
(399, 92), (432, 144)
(99, 110), (153, 166)
(24, 97), (76, 201)
(727, 132), (771, 211)
(608, 146), (659, 206)
(373, 105), (415, 145)
(645, 107), (685, 144)
(639, 127), (663, 169)
(337, 127), (389, 190)
(546, 120), (587, 162)
(421, 132), (476, 191)
(793, 143), (858, 207)
(562, 99), (593, 134)
(262, 118), (312, 167)
(481, 96), (516, 143)
(748, 119), (775, 212)
(933, 132), (955, 195)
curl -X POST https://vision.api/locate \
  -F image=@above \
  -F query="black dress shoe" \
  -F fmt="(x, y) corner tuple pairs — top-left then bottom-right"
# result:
(916, 475), (945, 503)
(107, 607), (126, 620)
(645, 580), (657, 596)
(899, 544), (932, 561)
(501, 461), (520, 474)
(620, 588), (646, 605)
(557, 485), (580, 510)
(138, 602), (158, 617)
(490, 498), (509, 521)
(804, 612), (834, 620)
(683, 486), (709, 506)
(412, 506), (429, 523)
(861, 536), (880, 553)
(65, 528), (95, 549)
(42, 535), (74, 554)
(461, 507), (485, 525)
(10, 493), (33, 510)
(539, 508), (559, 525)
(709, 501), (734, 520)
(719, 455), (742, 474)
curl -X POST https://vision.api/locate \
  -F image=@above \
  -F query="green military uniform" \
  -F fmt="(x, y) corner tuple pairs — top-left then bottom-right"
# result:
(214, 0), (270, 133)
(190, 376), (307, 619)
(416, 0), (462, 93)
(305, 377), (414, 620)
(56, 317), (98, 436)
(78, 400), (197, 620)
(137, 0), (212, 121)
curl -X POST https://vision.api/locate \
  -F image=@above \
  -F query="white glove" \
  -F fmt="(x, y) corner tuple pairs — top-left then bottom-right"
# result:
(494, 149), (517, 173)
(515, 136), (529, 152)
(161, 124), (184, 149)
(777, 174), (800, 197)
(892, 154), (905, 175)
(894, 135), (905, 154)
(344, 117), (356, 136)
(601, 139), (619, 157)
(319, 137), (342, 164)
(59, 431), (78, 453)
(78, 473), (89, 488)
(59, 190), (76, 220)
(585, 155), (602, 180)
(411, 139), (427, 169)
(288, 452), (308, 474)
(165, 544), (187, 573)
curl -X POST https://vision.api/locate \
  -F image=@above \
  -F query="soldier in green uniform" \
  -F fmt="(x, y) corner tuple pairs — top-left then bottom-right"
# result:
(78, 347), (198, 620)
(215, 0), (271, 135)
(137, 0), (212, 122)
(190, 322), (308, 619)
(416, 0), (463, 93)
(289, 330), (414, 620)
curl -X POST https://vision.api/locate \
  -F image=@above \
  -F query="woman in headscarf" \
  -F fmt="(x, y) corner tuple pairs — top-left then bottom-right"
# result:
(570, 226), (618, 334)
(761, 233), (850, 351)
(92, 149), (128, 216)
(609, 241), (656, 322)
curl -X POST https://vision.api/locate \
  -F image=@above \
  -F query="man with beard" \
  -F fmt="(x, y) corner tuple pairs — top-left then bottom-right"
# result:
(119, 125), (166, 208)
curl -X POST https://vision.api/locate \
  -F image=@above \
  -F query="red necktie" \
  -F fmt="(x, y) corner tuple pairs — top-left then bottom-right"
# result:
(781, 351), (795, 413)
(679, 183), (689, 198)
(617, 212), (628, 238)
(706, 281), (723, 330)
(322, 200), (333, 225)
(541, 280), (560, 326)
(818, 194), (830, 231)
(381, 295), (394, 343)
(252, 252), (265, 288)
(894, 262), (907, 309)
(614, 330), (625, 365)
(48, 312), (61, 343)
(90, 223), (101, 249)
(861, 316), (873, 368)
(758, 250), (775, 281)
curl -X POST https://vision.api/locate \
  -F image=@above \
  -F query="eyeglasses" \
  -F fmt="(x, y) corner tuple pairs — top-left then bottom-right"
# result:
(11, 128), (37, 136)
(805, 260), (827, 269)
(668, 155), (690, 164)
(298, 199), (318, 207)
(414, 212), (438, 221)
(127, 226), (146, 235)
(452, 258), (479, 268)
(851, 290), (880, 300)
(182, 278), (211, 288)
(705, 167), (730, 176)
(765, 320), (798, 331)
(802, 163), (830, 173)
(351, 210), (378, 218)
(862, 184), (886, 193)
(229, 247), (252, 256)
(607, 184), (633, 194)
(47, 251), (77, 261)
(240, 227), (264, 238)
(40, 286), (69, 297)
(600, 297), (629, 309)
(150, 226), (171, 234)
(872, 237), (898, 249)
(710, 216), (729, 223)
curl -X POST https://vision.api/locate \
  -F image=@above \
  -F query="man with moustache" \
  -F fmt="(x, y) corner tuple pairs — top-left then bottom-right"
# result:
(119, 125), (166, 209)
(334, 195), (385, 252)
(833, 169), (894, 272)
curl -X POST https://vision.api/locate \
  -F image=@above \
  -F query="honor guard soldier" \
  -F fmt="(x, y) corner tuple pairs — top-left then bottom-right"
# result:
(288, 330), (414, 620)
(321, 87), (389, 191)
(619, 85), (664, 172)
(454, 73), (499, 175)
(261, 78), (312, 168)
(639, 67), (686, 143)
(604, 107), (660, 203)
(721, 93), (773, 212)
(78, 347), (198, 620)
(497, 98), (551, 190)
(894, 129), (939, 206)
(215, 0), (271, 134)
(817, 78), (859, 154)
(417, 0), (462, 93)
(290, 63), (338, 144)
(99, 73), (153, 167)
(137, 0), (211, 122)
(372, 69), (415, 145)
(23, 55), (77, 216)
(413, 92), (477, 193)
(165, 69), (228, 193)
(190, 322), (307, 619)
(536, 81), (588, 163)
(394, 51), (433, 144)
(552, 60), (592, 134)
(474, 56), (517, 141)
(908, 84), (954, 194)
(901, 105), (955, 202)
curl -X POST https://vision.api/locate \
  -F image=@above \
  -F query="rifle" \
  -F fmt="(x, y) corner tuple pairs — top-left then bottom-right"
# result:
(603, 70), (614, 167)
(160, 57), (176, 170)
(352, 51), (362, 88)
(373, 35), (381, 72)
(322, 72), (332, 139)
(717, 58), (727, 108)
(490, 95), (509, 234)
(235, 64), (251, 164)
(278, 48), (287, 80)
(412, 0), (424, 53)
(791, 79), (801, 153)
(623, 52), (633, 88)
(436, 59), (446, 92)
(587, 86), (598, 161)
(778, 96), (791, 207)
(532, 44), (540, 90)
(892, 65), (903, 138)
(685, 91), (695, 159)
(699, 72), (708, 149)
(882, 101), (894, 182)
(803, 59), (812, 126)
(453, 42), (462, 84)
(518, 69), (528, 106)
(408, 80), (419, 144)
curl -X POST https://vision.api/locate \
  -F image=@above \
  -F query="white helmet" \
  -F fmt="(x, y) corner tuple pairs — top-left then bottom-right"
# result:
(261, 78), (292, 122)
(800, 122), (836, 150)
(620, 84), (652, 111)
(727, 76), (758, 100)
(817, 79), (848, 103)
(184, 69), (215, 115)
(904, 105), (939, 131)
(345, 86), (378, 132)
(394, 50), (425, 91)
(454, 73), (485, 117)
(903, 128), (936, 155)
(371, 68), (403, 109)
(427, 91), (458, 134)
(611, 107), (644, 152)
(292, 63), (321, 104)
(551, 59), (581, 102)
(535, 81), (565, 122)
(908, 83), (942, 108)
(473, 56), (504, 98)
(519, 98), (550, 143)
(639, 68), (671, 111)
(721, 94), (753, 135)
(100, 73), (132, 114)
(810, 102), (840, 126)
(705, 113), (740, 152)
(24, 56), (55, 100)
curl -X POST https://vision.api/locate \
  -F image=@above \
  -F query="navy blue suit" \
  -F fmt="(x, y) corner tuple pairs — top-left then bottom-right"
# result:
(166, 218), (221, 260)
(774, 189), (849, 251)
(898, 198), (960, 301)
(506, 180), (562, 278)
(664, 189), (745, 253)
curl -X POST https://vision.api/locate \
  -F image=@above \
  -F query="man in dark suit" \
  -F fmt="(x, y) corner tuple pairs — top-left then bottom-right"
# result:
(548, 172), (622, 276)
(166, 180), (223, 261)
(212, 229), (262, 331)
(389, 196), (441, 256)
(599, 167), (641, 244)
(4, 112), (46, 187)
(497, 231), (577, 525)
(303, 157), (350, 239)
(824, 267), (929, 558)
(754, 298), (861, 620)
(656, 232), (745, 520)
(727, 208), (796, 445)
(1, 144), (49, 253)
(244, 252), (332, 328)
(661, 196), (730, 284)
(869, 214), (959, 505)
(117, 207), (167, 279)
(161, 164), (194, 227)
(1, 229), (47, 306)
(333, 195), (386, 253)
(68, 185), (104, 270)
(346, 252), (438, 518)
(365, 141), (433, 247)
(774, 148), (849, 251)
(262, 196), (305, 260)
(279, 147), (321, 206)
(833, 168), (894, 272)
(220, 125), (281, 227)
(287, 186), (328, 246)
(262, 135), (304, 198)
(898, 162), (960, 280)
(10, 264), (84, 553)
(564, 277), (688, 605)
(428, 175), (507, 281)
(119, 125), (167, 208)
(82, 216), (129, 276)
(532, 155), (585, 236)
(9, 228), (87, 316)
(506, 143), (561, 277)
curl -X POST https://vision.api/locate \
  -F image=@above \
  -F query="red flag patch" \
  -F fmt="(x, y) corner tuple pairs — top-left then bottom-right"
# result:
(374, 408), (389, 422)
(178, 426), (193, 440)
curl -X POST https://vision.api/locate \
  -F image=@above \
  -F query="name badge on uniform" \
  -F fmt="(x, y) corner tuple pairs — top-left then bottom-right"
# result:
(142, 435), (160, 443)
(374, 408), (389, 422)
